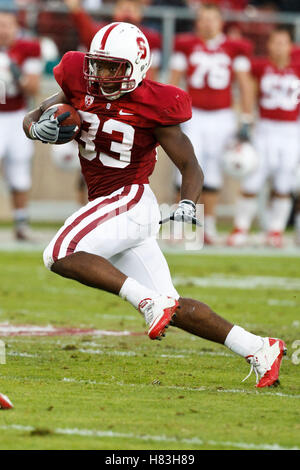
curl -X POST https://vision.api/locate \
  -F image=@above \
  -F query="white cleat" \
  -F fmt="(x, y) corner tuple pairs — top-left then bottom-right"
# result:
(243, 337), (287, 388)
(227, 228), (248, 247)
(138, 296), (179, 340)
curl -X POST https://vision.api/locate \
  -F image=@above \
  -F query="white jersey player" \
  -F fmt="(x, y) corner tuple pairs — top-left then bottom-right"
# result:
(0, 6), (42, 240)
(169, 3), (254, 244)
(228, 27), (300, 248)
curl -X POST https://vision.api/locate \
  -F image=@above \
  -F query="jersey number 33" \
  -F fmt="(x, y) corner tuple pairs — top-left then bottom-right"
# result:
(78, 110), (135, 168)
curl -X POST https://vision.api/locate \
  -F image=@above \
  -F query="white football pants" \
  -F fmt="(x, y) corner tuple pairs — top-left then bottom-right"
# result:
(0, 109), (33, 191)
(242, 119), (300, 195)
(43, 184), (179, 299)
(175, 107), (237, 190)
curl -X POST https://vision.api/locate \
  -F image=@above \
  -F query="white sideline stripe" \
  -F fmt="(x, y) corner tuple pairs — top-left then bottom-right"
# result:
(7, 351), (37, 358)
(0, 424), (298, 450)
(77, 348), (234, 359)
(0, 323), (139, 337)
(61, 377), (300, 399)
(1, 374), (299, 399)
(173, 274), (300, 290)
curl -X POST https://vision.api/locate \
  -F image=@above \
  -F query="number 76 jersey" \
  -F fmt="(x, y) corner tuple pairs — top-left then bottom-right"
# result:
(54, 51), (192, 200)
(170, 33), (253, 110)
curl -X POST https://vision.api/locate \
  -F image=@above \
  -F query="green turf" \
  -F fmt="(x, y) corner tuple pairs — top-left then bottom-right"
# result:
(0, 251), (299, 450)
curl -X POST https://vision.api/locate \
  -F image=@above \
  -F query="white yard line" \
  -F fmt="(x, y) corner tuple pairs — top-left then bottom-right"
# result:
(60, 377), (300, 399)
(0, 424), (298, 450)
(1, 373), (299, 399)
(173, 274), (300, 290)
(0, 323), (142, 337)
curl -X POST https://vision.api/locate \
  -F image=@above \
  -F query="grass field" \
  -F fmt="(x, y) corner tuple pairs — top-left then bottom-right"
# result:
(0, 249), (299, 450)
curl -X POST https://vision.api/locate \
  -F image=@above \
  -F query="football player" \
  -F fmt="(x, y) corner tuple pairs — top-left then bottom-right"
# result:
(228, 27), (300, 248)
(0, 5), (42, 240)
(63, 0), (161, 80)
(23, 23), (286, 388)
(169, 2), (254, 244)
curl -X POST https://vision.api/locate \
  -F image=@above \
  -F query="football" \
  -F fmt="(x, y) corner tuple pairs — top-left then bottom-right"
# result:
(47, 103), (81, 144)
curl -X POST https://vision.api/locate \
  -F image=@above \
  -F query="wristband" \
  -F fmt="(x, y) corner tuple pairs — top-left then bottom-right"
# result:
(28, 123), (37, 140)
(179, 199), (196, 209)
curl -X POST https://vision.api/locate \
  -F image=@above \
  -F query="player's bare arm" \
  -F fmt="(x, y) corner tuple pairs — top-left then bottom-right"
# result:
(19, 73), (40, 97)
(168, 68), (184, 88)
(154, 124), (204, 203)
(235, 70), (255, 140)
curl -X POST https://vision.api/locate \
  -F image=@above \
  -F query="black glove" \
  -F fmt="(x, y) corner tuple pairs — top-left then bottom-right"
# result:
(237, 114), (253, 142)
(9, 60), (22, 83)
(237, 122), (251, 142)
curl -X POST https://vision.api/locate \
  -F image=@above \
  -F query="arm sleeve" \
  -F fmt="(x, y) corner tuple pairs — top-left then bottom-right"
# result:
(158, 88), (192, 126)
(232, 39), (253, 72)
(53, 52), (74, 100)
(170, 34), (189, 71)
(21, 41), (43, 75)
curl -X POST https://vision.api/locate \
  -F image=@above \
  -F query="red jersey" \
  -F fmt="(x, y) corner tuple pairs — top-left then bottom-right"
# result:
(188, 0), (248, 10)
(251, 57), (300, 122)
(0, 38), (41, 112)
(54, 51), (191, 200)
(171, 33), (252, 110)
(71, 9), (161, 71)
(291, 45), (300, 63)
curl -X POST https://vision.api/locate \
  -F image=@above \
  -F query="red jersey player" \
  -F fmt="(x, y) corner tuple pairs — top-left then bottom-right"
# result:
(0, 5), (42, 240)
(169, 3), (254, 244)
(228, 27), (300, 248)
(63, 0), (161, 80)
(23, 22), (286, 388)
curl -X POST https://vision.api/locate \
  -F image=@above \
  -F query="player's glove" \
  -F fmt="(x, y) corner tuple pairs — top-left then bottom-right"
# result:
(237, 114), (253, 142)
(29, 107), (77, 144)
(9, 60), (22, 83)
(160, 200), (202, 226)
(173, 199), (196, 223)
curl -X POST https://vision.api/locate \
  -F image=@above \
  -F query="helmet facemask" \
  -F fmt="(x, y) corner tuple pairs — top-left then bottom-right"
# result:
(83, 53), (135, 99)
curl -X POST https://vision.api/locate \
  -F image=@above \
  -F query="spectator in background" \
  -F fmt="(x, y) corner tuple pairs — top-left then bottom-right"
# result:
(187, 0), (249, 11)
(169, 2), (254, 245)
(145, 0), (189, 33)
(0, 2), (42, 241)
(63, 0), (162, 80)
(250, 0), (300, 12)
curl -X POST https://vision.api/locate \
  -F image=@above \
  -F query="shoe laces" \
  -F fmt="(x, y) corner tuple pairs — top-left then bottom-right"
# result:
(138, 298), (154, 326)
(242, 353), (270, 384)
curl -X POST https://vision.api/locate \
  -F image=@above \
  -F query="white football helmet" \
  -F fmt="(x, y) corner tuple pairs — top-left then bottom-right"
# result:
(84, 22), (151, 99)
(51, 141), (80, 172)
(222, 141), (259, 180)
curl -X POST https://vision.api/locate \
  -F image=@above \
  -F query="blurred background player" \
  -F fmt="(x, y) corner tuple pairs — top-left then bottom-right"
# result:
(169, 2), (254, 245)
(63, 0), (162, 80)
(228, 27), (300, 248)
(0, 2), (42, 240)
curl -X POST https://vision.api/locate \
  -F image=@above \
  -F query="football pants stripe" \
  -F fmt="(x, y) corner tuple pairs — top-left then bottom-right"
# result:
(52, 184), (144, 262)
(66, 184), (145, 257)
